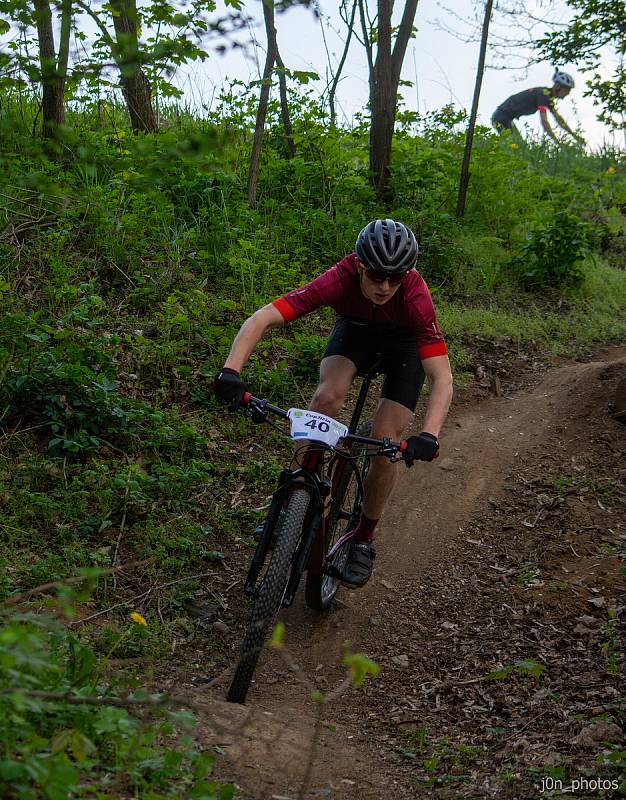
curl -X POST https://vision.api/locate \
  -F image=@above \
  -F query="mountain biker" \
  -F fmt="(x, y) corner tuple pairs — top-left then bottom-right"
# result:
(491, 70), (585, 146)
(214, 219), (453, 589)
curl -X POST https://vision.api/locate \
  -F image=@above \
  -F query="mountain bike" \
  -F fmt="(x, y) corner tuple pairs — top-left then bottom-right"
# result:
(227, 363), (409, 704)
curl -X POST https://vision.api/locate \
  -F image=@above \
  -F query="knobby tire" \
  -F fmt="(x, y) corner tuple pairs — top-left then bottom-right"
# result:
(227, 489), (310, 704)
(304, 421), (372, 611)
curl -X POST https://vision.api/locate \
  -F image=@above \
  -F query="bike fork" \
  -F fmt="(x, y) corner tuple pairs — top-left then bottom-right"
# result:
(282, 505), (322, 607)
(244, 468), (291, 597)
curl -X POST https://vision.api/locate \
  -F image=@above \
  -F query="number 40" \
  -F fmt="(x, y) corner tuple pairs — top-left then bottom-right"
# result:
(305, 419), (330, 433)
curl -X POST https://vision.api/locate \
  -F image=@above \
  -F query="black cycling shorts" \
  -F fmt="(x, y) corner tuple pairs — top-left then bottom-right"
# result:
(323, 316), (425, 411)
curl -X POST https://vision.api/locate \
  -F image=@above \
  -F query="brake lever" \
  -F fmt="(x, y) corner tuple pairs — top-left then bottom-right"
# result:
(383, 438), (408, 463)
(244, 398), (269, 424)
(377, 437), (400, 459)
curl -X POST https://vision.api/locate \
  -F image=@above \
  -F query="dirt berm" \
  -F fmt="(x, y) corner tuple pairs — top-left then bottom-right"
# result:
(162, 349), (626, 799)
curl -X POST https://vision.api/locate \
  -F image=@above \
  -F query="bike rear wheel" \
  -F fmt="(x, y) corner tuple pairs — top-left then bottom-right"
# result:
(304, 421), (372, 611)
(227, 489), (310, 704)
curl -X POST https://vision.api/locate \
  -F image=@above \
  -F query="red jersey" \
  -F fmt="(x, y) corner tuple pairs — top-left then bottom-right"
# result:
(272, 253), (447, 360)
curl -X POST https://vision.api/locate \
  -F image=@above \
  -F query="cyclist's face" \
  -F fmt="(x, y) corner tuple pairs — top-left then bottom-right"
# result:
(357, 261), (404, 305)
(553, 83), (571, 99)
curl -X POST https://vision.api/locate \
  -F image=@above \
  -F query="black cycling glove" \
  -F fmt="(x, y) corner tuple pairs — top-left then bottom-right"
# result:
(213, 367), (246, 411)
(403, 432), (439, 466)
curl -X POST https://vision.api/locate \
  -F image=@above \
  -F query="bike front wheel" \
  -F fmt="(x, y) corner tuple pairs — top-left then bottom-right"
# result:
(304, 421), (372, 611)
(227, 489), (310, 704)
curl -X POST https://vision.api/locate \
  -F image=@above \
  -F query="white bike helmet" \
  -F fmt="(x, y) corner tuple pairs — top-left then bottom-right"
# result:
(552, 70), (575, 89)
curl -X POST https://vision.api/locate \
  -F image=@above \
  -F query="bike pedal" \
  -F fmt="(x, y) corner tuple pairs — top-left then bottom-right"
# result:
(325, 563), (343, 580)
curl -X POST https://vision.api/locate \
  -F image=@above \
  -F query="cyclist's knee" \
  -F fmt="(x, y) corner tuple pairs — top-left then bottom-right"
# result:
(372, 405), (413, 441)
(310, 382), (348, 415)
(368, 454), (395, 476)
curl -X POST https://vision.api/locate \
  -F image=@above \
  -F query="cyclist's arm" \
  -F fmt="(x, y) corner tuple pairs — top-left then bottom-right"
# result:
(551, 107), (585, 143)
(539, 108), (559, 143)
(223, 304), (286, 372)
(420, 355), (453, 438)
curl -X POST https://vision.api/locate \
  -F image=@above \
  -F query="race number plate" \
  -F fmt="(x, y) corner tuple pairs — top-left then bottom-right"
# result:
(287, 408), (348, 447)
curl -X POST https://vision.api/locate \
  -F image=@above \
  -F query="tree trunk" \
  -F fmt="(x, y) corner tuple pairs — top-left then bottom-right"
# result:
(329, 0), (358, 126)
(111, 0), (157, 133)
(33, 0), (64, 138)
(362, 0), (419, 204)
(118, 68), (157, 133)
(276, 50), (296, 158)
(247, 0), (278, 208)
(456, 0), (493, 218)
(57, 0), (73, 80)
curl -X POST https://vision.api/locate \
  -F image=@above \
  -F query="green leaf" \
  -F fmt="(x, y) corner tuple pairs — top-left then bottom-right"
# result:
(0, 759), (27, 781)
(485, 665), (513, 681)
(342, 652), (380, 688)
(51, 728), (96, 762)
(267, 622), (285, 650)
(291, 70), (320, 85)
(514, 659), (546, 679)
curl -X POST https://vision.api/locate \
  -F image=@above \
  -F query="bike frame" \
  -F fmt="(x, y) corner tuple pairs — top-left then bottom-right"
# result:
(242, 361), (395, 608)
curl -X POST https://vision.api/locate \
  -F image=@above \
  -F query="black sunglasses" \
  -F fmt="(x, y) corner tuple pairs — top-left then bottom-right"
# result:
(364, 268), (405, 286)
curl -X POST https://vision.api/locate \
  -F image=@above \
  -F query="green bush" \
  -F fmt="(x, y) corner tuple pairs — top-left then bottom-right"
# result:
(511, 210), (589, 290)
(0, 609), (232, 799)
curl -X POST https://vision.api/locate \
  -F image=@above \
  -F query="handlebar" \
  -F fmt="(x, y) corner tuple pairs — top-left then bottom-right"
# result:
(240, 393), (408, 458)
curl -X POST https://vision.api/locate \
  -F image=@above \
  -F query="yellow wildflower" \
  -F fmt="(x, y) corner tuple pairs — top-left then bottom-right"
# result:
(606, 166), (616, 175)
(130, 611), (148, 626)
(510, 143), (519, 150)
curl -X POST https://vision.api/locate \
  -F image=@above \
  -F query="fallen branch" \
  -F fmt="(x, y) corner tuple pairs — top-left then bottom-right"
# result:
(0, 686), (213, 714)
(0, 687), (179, 709)
(0, 422), (50, 445)
(5, 185), (66, 204)
(70, 571), (216, 626)
(510, 707), (551, 737)
(2, 559), (153, 607)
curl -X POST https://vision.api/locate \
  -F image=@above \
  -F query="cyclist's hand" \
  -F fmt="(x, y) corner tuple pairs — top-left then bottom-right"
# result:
(214, 367), (246, 411)
(403, 432), (439, 466)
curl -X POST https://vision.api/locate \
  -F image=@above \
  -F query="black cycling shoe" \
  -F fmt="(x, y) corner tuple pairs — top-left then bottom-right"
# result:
(340, 540), (376, 589)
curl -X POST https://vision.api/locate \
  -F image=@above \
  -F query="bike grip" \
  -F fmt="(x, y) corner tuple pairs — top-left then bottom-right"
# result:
(241, 391), (252, 406)
(399, 440), (408, 453)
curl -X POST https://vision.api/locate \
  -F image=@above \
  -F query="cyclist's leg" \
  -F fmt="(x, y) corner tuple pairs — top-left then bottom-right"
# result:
(310, 315), (375, 417)
(361, 398), (414, 519)
(341, 398), (413, 587)
(341, 334), (422, 586)
(309, 354), (357, 417)
(311, 316), (378, 416)
(361, 332), (424, 521)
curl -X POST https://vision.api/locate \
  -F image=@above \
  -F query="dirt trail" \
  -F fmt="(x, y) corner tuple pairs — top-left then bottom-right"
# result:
(192, 350), (626, 799)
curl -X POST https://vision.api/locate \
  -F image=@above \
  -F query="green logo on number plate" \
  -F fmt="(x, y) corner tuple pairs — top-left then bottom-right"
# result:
(293, 411), (304, 417)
